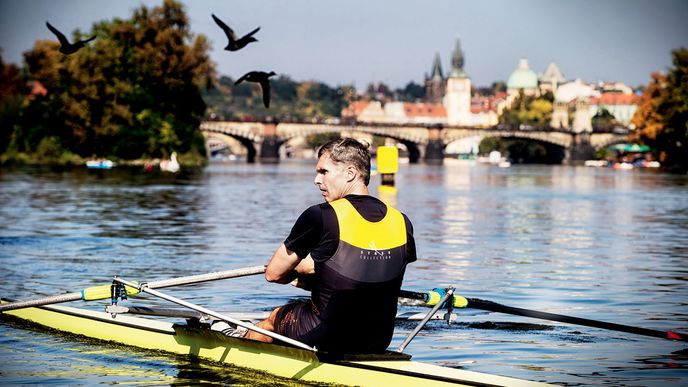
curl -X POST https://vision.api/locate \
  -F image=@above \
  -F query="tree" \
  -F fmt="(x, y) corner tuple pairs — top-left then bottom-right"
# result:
(0, 52), (26, 154)
(631, 48), (688, 172)
(492, 81), (507, 93)
(14, 0), (214, 162)
(499, 90), (552, 128)
(591, 107), (618, 129)
(395, 81), (424, 102)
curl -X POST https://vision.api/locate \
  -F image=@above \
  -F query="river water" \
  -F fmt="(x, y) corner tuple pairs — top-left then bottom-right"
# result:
(0, 160), (687, 386)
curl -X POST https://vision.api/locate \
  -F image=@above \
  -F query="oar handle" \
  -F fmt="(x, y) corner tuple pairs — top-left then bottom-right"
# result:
(398, 289), (468, 308)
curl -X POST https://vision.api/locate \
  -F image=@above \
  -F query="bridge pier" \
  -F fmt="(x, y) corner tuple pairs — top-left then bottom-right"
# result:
(424, 125), (444, 165)
(566, 133), (595, 164)
(259, 122), (280, 163)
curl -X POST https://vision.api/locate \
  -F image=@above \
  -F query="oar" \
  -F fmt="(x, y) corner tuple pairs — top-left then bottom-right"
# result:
(0, 265), (267, 312)
(399, 289), (688, 342)
(113, 277), (316, 352)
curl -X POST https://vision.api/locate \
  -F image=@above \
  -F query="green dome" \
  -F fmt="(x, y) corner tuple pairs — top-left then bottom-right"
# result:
(507, 58), (538, 90)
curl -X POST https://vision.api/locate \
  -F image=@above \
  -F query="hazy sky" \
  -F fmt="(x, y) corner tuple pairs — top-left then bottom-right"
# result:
(1, 0), (687, 89)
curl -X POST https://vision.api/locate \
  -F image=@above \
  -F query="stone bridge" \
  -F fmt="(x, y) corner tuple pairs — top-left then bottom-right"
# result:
(199, 120), (628, 163)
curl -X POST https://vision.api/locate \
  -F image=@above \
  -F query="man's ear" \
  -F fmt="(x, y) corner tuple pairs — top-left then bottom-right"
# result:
(345, 165), (357, 182)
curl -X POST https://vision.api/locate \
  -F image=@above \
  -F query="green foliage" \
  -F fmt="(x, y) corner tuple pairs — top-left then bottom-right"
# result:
(479, 136), (564, 164)
(395, 82), (424, 102)
(492, 81), (507, 93)
(203, 75), (354, 122)
(591, 107), (618, 128)
(3, 0), (214, 164)
(478, 136), (507, 154)
(305, 132), (340, 150)
(499, 90), (552, 127)
(632, 48), (688, 172)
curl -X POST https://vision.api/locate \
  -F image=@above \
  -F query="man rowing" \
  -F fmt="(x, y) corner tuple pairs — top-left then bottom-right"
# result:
(247, 137), (417, 353)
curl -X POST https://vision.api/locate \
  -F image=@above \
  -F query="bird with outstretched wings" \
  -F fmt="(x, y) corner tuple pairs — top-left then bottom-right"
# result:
(212, 14), (260, 52)
(235, 71), (277, 108)
(46, 21), (96, 55)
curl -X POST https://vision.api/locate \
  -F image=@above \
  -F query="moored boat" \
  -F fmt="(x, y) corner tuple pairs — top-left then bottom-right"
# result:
(86, 159), (115, 169)
(1, 301), (552, 387)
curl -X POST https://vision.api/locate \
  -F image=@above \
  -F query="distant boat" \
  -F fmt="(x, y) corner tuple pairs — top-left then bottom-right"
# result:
(478, 151), (510, 167)
(86, 159), (115, 169)
(160, 152), (180, 173)
(585, 160), (609, 167)
(612, 162), (634, 170)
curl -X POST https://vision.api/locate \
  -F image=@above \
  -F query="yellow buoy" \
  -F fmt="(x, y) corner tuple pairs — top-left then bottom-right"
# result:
(377, 146), (399, 174)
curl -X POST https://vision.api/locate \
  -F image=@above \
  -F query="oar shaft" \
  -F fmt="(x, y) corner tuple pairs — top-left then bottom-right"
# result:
(113, 277), (316, 352)
(467, 298), (686, 342)
(146, 265), (267, 288)
(0, 265), (267, 313)
(0, 292), (82, 312)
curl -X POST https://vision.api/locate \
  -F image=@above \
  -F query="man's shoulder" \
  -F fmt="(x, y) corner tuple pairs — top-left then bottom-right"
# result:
(297, 202), (332, 220)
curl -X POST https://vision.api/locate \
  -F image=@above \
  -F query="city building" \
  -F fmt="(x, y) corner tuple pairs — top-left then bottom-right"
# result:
(444, 38), (472, 126)
(424, 53), (445, 104)
(343, 37), (497, 128)
(506, 58), (539, 99)
(342, 40), (639, 132)
(539, 62), (566, 94)
(588, 92), (640, 127)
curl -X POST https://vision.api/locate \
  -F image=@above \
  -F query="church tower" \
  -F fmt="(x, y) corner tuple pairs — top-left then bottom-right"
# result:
(444, 37), (472, 126)
(424, 53), (445, 103)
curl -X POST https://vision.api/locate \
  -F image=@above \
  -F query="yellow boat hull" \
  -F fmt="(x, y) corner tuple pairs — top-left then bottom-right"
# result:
(2, 302), (552, 386)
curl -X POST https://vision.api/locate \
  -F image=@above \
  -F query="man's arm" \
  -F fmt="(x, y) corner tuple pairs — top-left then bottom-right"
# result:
(265, 243), (304, 284)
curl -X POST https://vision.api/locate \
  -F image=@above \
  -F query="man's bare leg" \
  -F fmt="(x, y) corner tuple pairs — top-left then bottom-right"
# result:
(246, 307), (280, 342)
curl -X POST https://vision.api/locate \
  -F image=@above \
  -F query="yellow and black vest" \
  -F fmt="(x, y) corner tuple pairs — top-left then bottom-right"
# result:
(324, 198), (408, 283)
(312, 197), (409, 352)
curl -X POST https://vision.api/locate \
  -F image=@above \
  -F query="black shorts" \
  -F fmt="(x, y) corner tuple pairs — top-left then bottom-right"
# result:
(273, 299), (324, 345)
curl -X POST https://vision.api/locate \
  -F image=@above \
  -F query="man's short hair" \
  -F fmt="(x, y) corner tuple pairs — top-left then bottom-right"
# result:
(318, 137), (371, 185)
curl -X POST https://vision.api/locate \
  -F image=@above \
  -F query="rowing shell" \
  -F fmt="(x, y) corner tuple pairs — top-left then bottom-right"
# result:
(1, 301), (552, 387)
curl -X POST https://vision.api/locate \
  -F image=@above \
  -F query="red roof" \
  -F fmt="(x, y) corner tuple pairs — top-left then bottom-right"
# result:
(403, 102), (446, 118)
(341, 100), (371, 117)
(590, 92), (639, 105)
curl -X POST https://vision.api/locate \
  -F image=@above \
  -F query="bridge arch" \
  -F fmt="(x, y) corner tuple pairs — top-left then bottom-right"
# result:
(200, 123), (258, 162)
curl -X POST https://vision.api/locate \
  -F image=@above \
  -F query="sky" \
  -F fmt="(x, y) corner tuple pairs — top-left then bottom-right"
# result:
(1, 0), (687, 90)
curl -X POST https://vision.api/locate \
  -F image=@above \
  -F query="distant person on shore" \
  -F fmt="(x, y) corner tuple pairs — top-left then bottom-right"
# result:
(245, 137), (417, 353)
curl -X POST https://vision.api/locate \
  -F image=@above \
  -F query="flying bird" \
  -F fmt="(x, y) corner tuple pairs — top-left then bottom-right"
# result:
(211, 14), (260, 52)
(235, 71), (276, 108)
(46, 22), (96, 55)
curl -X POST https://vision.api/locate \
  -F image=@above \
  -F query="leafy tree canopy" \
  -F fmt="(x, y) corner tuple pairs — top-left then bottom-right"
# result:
(631, 48), (688, 172)
(4, 0), (214, 164)
(500, 91), (552, 127)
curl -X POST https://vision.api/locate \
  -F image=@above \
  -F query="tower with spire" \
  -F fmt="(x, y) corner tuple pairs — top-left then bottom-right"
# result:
(444, 37), (472, 126)
(424, 53), (446, 103)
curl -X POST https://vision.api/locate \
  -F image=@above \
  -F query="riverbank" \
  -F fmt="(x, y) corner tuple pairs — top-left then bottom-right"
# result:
(0, 150), (207, 168)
